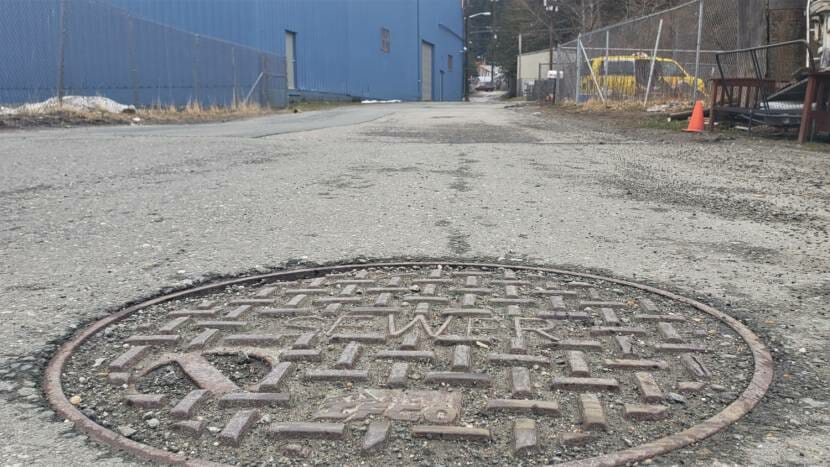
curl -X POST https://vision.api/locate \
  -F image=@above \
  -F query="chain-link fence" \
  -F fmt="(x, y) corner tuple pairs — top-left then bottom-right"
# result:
(715, 40), (812, 83)
(708, 40), (812, 131)
(543, 0), (768, 106)
(0, 0), (287, 108)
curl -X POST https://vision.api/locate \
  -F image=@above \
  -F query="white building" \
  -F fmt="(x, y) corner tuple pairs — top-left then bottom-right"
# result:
(517, 49), (555, 97)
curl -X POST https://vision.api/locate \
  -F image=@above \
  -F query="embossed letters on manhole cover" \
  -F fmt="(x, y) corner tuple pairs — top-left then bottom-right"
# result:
(47, 263), (772, 466)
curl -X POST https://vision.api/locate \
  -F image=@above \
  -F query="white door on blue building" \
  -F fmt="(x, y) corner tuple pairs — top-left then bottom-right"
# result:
(421, 42), (433, 101)
(285, 31), (296, 90)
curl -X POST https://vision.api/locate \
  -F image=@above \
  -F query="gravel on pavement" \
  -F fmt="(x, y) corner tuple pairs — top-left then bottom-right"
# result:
(0, 101), (827, 465)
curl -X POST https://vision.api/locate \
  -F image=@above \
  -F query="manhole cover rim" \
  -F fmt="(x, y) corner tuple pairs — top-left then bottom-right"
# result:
(44, 261), (773, 467)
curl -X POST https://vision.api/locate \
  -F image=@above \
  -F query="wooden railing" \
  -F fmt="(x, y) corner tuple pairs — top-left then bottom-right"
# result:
(709, 78), (779, 131)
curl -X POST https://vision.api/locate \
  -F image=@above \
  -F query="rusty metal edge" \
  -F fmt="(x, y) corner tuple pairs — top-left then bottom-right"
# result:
(44, 261), (773, 467)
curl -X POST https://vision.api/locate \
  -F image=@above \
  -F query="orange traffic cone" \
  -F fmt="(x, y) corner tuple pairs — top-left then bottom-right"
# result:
(684, 100), (705, 133)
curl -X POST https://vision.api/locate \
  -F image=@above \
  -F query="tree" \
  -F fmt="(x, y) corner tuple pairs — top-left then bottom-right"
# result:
(622, 0), (682, 18)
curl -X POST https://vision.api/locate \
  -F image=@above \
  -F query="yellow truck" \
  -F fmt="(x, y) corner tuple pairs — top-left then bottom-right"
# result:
(581, 55), (705, 99)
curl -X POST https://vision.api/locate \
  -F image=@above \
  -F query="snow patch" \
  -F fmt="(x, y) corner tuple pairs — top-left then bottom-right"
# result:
(0, 96), (136, 115)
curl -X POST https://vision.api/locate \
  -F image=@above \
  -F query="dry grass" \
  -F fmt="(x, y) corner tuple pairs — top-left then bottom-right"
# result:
(0, 99), (355, 130)
(138, 100), (273, 123)
(533, 98), (696, 134)
(555, 98), (693, 113)
(137, 99), (357, 122)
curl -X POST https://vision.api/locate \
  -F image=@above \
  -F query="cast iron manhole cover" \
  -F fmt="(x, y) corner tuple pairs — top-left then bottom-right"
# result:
(46, 262), (772, 466)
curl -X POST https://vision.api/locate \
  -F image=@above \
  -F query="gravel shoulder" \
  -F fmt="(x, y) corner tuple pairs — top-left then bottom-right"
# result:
(0, 101), (827, 465)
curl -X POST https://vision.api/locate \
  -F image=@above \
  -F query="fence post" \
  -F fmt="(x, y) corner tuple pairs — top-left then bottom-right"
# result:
(575, 34), (582, 103)
(259, 54), (268, 107)
(691, 0), (704, 103)
(265, 56), (271, 107)
(643, 19), (664, 107)
(164, 28), (172, 105)
(193, 35), (201, 106)
(57, 0), (67, 105)
(580, 40), (606, 104)
(127, 17), (139, 108)
(554, 45), (561, 102)
(231, 47), (238, 108)
(604, 30), (610, 99)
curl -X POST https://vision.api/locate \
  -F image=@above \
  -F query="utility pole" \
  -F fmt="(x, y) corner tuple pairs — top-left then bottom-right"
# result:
(544, 0), (558, 71)
(490, 0), (496, 87)
(548, 17), (554, 71)
(463, 7), (493, 101)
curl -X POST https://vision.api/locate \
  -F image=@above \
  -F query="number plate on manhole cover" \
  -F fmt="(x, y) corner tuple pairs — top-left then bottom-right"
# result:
(46, 262), (772, 466)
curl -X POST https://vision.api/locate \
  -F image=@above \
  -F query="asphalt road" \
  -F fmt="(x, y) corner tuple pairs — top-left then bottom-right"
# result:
(0, 100), (828, 465)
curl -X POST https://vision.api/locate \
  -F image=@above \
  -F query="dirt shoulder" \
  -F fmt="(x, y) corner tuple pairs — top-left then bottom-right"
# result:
(535, 102), (830, 152)
(0, 101), (356, 131)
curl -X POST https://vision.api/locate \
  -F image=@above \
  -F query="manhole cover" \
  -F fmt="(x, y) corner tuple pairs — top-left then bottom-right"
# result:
(46, 262), (772, 466)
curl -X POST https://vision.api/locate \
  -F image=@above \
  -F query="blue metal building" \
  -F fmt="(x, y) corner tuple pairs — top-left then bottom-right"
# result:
(105, 0), (465, 102)
(0, 0), (464, 106)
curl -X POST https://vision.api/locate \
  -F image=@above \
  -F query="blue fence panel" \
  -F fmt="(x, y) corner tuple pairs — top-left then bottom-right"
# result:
(0, 0), (62, 104)
(62, 0), (132, 104)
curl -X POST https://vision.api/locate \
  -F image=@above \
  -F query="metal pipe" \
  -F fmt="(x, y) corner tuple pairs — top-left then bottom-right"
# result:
(464, 11), (469, 101)
(563, 0), (699, 38)
(57, 0), (67, 106)
(417, 0), (422, 100)
(580, 40), (605, 103)
(575, 34), (582, 102)
(750, 49), (763, 81)
(128, 17), (139, 108)
(554, 45), (560, 102)
(561, 46), (727, 54)
(691, 0), (704, 103)
(604, 30), (609, 98)
(713, 39), (809, 55)
(644, 19), (664, 107)
(244, 72), (264, 104)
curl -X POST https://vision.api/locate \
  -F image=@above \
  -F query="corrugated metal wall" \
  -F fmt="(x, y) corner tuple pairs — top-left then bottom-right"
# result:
(1, 0), (462, 106)
(0, 0), (61, 104)
(96, 0), (463, 100)
(104, 0), (465, 101)
(0, 0), (287, 107)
